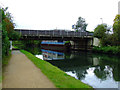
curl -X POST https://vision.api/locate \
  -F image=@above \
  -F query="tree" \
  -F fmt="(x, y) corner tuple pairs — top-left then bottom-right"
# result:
(74, 17), (88, 32)
(113, 14), (120, 45)
(94, 24), (111, 46)
(2, 7), (20, 40)
(1, 7), (20, 57)
(1, 7), (10, 57)
(94, 24), (107, 38)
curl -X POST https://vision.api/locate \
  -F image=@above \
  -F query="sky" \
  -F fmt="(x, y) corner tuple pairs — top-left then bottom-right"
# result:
(0, 0), (120, 31)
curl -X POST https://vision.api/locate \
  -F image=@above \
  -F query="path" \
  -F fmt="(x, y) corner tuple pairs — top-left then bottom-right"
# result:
(3, 50), (56, 88)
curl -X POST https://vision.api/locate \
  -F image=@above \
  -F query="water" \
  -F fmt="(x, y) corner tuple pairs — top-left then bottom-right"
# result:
(34, 49), (120, 88)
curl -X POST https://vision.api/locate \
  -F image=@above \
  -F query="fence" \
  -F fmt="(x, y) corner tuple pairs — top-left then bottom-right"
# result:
(15, 29), (93, 37)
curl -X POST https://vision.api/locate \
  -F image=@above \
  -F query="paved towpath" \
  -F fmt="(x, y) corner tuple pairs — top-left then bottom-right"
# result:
(3, 50), (56, 88)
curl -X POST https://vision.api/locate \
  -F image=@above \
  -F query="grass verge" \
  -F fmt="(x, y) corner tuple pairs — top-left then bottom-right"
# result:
(20, 50), (93, 89)
(2, 51), (12, 83)
(2, 50), (12, 67)
(0, 76), (2, 83)
(92, 46), (120, 55)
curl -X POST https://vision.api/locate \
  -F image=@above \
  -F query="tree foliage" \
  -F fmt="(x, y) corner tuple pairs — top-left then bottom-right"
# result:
(113, 14), (120, 45)
(2, 7), (20, 40)
(74, 17), (88, 32)
(94, 24), (107, 39)
(1, 7), (20, 57)
(94, 15), (120, 46)
(94, 24), (111, 46)
(1, 7), (10, 57)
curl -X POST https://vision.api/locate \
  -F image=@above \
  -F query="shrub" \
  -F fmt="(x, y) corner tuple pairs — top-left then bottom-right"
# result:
(92, 46), (120, 55)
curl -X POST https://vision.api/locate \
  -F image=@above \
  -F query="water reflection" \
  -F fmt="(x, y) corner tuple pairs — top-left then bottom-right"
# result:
(37, 49), (65, 60)
(35, 49), (120, 88)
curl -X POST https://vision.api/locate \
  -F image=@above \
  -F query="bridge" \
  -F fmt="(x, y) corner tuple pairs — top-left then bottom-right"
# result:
(14, 29), (94, 50)
(14, 29), (93, 41)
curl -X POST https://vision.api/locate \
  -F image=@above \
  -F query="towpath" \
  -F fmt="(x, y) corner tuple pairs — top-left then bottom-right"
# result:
(3, 50), (56, 88)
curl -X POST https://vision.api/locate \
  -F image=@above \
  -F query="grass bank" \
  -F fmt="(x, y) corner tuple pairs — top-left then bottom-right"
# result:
(2, 51), (12, 83)
(2, 51), (12, 67)
(92, 46), (120, 55)
(20, 50), (93, 89)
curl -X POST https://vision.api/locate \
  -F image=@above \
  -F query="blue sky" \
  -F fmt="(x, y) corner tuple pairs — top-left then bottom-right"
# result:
(0, 0), (119, 31)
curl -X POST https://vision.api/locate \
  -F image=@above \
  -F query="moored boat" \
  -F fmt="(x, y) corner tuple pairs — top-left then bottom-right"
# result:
(41, 41), (71, 52)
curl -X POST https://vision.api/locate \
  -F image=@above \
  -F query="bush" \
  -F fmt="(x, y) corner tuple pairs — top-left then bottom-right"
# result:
(92, 46), (120, 55)
(1, 7), (20, 57)
(1, 8), (10, 57)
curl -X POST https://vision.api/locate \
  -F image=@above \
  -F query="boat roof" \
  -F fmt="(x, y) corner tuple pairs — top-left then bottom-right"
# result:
(41, 41), (65, 45)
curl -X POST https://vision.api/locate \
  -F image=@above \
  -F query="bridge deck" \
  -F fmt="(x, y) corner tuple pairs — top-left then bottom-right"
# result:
(14, 29), (93, 40)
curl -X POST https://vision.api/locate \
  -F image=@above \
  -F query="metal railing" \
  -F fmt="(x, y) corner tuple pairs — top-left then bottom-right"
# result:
(15, 29), (93, 37)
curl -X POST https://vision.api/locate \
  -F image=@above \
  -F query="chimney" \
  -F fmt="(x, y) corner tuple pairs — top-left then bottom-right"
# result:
(118, 1), (120, 14)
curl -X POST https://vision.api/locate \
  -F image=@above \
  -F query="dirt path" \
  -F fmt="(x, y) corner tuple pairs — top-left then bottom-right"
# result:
(3, 50), (56, 88)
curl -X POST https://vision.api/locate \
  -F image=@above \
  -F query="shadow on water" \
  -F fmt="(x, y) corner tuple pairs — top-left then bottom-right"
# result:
(26, 47), (120, 88)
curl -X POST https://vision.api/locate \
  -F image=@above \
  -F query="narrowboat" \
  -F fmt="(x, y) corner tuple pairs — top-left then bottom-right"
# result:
(41, 41), (71, 52)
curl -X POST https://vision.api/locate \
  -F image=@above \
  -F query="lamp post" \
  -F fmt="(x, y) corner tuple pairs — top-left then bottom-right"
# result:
(100, 18), (103, 24)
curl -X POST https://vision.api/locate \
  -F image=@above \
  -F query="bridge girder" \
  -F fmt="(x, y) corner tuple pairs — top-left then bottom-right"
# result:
(11, 35), (93, 41)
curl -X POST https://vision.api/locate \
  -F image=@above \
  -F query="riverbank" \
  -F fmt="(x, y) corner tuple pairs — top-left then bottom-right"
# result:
(92, 46), (120, 55)
(20, 50), (93, 88)
(2, 51), (12, 67)
(1, 51), (12, 88)
(3, 50), (56, 88)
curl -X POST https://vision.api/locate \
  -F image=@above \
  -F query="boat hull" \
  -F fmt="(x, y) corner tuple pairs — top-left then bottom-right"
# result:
(41, 44), (66, 52)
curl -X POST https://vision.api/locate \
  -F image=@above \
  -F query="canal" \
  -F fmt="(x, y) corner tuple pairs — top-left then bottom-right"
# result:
(27, 47), (120, 88)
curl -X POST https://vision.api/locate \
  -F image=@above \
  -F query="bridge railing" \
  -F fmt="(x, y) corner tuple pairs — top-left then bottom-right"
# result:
(15, 29), (93, 37)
